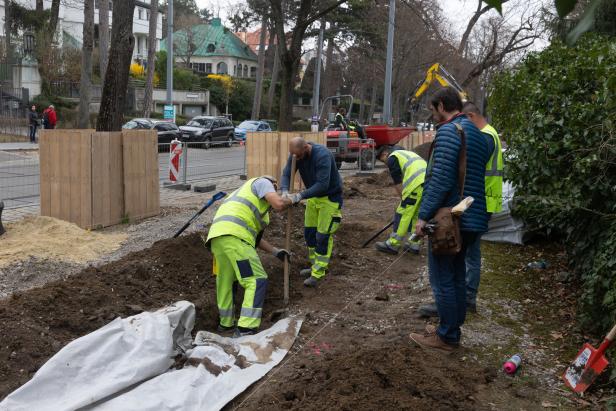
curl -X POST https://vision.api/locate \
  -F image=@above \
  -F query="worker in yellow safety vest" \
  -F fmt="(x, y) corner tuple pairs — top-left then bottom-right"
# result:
(374, 145), (427, 255)
(206, 176), (292, 337)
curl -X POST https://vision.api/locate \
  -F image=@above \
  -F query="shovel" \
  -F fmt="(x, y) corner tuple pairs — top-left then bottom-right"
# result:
(173, 191), (227, 238)
(563, 323), (616, 393)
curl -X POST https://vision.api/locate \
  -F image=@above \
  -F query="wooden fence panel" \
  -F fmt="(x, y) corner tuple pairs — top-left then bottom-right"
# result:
(91, 132), (124, 228)
(122, 130), (159, 222)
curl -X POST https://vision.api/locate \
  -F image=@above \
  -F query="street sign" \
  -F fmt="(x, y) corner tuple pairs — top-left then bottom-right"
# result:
(163, 105), (175, 122)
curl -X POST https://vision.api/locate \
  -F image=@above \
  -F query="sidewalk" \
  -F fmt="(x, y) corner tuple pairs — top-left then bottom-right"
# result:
(0, 142), (38, 151)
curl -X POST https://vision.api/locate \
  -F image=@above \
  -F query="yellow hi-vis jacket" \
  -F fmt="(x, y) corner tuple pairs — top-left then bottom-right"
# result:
(206, 178), (271, 247)
(389, 150), (427, 199)
(482, 124), (503, 213)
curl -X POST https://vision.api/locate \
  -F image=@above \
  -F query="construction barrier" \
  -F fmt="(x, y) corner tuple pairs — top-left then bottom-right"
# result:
(168, 139), (182, 182)
(245, 132), (326, 185)
(398, 130), (436, 151)
(39, 129), (160, 229)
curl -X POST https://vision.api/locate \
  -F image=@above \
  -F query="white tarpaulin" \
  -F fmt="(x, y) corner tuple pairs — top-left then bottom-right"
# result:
(483, 181), (527, 245)
(0, 301), (302, 411)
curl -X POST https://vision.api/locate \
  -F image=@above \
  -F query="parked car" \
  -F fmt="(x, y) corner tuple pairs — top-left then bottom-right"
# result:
(122, 118), (182, 145)
(233, 120), (272, 141)
(179, 116), (235, 148)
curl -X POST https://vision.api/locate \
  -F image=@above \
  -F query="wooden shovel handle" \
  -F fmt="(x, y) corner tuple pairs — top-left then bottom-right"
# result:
(607, 323), (616, 342)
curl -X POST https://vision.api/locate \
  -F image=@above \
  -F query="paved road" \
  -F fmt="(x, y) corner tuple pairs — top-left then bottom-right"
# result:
(1, 145), (246, 210)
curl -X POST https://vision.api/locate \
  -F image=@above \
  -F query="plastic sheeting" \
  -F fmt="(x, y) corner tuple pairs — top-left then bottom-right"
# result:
(0, 302), (302, 411)
(483, 181), (527, 245)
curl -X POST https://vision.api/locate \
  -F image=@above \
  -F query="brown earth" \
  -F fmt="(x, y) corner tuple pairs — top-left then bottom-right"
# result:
(0, 172), (577, 409)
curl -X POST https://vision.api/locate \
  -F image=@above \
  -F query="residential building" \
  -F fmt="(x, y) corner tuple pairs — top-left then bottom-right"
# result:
(234, 28), (272, 54)
(163, 18), (258, 78)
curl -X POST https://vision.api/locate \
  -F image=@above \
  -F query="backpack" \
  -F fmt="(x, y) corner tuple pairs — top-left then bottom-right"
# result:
(43, 110), (49, 127)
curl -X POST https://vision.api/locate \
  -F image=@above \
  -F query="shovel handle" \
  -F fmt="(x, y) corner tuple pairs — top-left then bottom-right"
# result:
(607, 324), (616, 342)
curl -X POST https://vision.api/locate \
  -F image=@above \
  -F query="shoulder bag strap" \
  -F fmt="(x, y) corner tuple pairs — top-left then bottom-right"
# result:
(453, 122), (467, 199)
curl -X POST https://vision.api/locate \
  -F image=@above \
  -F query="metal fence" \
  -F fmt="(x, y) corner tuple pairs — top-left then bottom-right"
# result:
(158, 140), (246, 186)
(0, 150), (40, 212)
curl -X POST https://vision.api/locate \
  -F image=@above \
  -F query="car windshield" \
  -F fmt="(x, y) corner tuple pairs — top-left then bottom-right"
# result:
(186, 119), (212, 128)
(123, 121), (138, 129)
(238, 121), (259, 131)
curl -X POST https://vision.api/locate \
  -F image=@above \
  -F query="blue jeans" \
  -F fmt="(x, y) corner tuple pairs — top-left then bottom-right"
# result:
(428, 231), (479, 345)
(465, 234), (482, 305)
(29, 125), (37, 142)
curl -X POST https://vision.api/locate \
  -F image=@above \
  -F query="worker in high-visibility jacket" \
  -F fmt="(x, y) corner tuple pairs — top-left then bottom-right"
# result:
(206, 176), (292, 337)
(374, 145), (427, 255)
(280, 137), (343, 288)
(418, 101), (503, 318)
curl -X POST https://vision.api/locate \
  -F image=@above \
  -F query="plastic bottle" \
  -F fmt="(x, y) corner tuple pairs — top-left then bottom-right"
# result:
(503, 354), (522, 375)
(526, 260), (547, 270)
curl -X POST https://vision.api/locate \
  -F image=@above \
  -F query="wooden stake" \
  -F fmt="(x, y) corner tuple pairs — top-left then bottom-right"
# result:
(284, 155), (297, 306)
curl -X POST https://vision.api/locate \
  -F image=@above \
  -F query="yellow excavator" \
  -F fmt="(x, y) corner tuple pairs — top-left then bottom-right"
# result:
(408, 63), (468, 124)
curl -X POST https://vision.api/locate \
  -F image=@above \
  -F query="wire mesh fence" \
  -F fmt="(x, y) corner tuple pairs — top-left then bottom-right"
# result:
(0, 150), (39, 210)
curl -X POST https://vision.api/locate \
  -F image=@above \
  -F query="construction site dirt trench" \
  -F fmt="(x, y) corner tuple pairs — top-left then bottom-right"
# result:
(0, 173), (575, 410)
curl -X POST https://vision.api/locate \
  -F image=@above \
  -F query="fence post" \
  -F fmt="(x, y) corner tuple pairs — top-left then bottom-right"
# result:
(182, 141), (188, 184)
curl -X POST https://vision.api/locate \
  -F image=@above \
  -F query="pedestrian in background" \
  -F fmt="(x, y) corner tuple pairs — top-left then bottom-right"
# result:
(28, 105), (38, 143)
(43, 105), (57, 129)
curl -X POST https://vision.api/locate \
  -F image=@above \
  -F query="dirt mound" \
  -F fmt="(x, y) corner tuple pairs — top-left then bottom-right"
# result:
(0, 216), (126, 267)
(235, 337), (495, 411)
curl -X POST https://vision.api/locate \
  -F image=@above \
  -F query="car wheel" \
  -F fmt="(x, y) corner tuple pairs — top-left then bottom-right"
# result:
(226, 135), (234, 147)
(335, 160), (343, 170)
(204, 136), (212, 149)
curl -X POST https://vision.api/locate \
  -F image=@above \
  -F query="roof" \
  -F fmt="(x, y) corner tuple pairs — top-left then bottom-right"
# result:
(234, 29), (274, 53)
(162, 18), (257, 61)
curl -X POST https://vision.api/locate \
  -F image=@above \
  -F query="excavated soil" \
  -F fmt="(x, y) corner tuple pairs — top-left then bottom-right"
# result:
(0, 174), (569, 409)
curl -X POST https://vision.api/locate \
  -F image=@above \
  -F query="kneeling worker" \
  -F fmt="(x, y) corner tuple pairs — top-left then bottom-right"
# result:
(375, 145), (427, 255)
(281, 137), (343, 288)
(206, 176), (292, 337)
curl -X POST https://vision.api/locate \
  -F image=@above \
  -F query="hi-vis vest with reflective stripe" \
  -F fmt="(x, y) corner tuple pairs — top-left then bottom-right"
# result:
(206, 178), (271, 247)
(390, 150), (427, 198)
(482, 124), (503, 213)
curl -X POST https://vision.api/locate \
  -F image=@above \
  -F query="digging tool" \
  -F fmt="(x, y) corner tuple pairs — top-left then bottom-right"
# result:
(283, 155), (297, 307)
(173, 191), (227, 238)
(362, 221), (394, 248)
(563, 323), (616, 393)
(0, 201), (5, 236)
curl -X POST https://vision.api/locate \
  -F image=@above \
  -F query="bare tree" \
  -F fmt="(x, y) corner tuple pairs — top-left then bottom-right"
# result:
(97, 0), (136, 131)
(251, 17), (268, 120)
(99, 0), (110, 79)
(174, 14), (207, 68)
(78, 0), (95, 129)
(143, 0), (159, 118)
(269, 0), (347, 130)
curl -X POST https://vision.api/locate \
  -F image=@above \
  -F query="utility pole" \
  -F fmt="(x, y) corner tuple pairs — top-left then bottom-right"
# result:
(382, 0), (395, 125)
(166, 0), (174, 110)
(311, 19), (325, 132)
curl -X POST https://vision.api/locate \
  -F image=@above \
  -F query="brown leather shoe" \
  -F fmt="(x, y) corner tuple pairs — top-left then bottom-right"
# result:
(409, 331), (457, 352)
(425, 324), (436, 334)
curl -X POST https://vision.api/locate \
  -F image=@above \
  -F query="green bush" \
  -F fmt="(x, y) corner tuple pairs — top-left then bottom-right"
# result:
(489, 33), (616, 333)
(292, 120), (311, 131)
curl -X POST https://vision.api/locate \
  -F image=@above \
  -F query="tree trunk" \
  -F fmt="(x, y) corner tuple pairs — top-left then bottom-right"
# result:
(322, 35), (335, 115)
(368, 82), (377, 125)
(49, 0), (60, 35)
(358, 84), (366, 124)
(251, 16), (268, 120)
(97, 0), (136, 132)
(143, 0), (159, 117)
(36, 0), (43, 13)
(99, 0), (110, 79)
(78, 0), (95, 128)
(265, 40), (280, 118)
(4, 1), (11, 65)
(278, 58), (297, 131)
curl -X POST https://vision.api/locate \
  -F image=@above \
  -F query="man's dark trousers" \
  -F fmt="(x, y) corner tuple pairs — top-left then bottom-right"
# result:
(428, 231), (480, 345)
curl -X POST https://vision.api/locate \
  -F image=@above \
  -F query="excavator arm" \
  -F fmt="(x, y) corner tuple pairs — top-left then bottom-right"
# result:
(411, 63), (467, 102)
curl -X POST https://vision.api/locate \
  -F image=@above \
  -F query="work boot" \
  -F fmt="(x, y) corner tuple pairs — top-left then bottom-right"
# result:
(418, 302), (439, 318)
(467, 301), (477, 314)
(403, 243), (420, 255)
(217, 324), (235, 333)
(0, 201), (5, 236)
(303, 276), (319, 288)
(299, 268), (312, 278)
(409, 331), (457, 352)
(233, 327), (257, 338)
(425, 323), (437, 334)
(375, 241), (398, 255)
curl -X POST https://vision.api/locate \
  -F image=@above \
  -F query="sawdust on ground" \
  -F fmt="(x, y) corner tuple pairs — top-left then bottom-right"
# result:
(0, 216), (126, 267)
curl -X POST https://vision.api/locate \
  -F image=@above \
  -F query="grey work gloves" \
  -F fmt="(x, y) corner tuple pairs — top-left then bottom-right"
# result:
(272, 247), (291, 262)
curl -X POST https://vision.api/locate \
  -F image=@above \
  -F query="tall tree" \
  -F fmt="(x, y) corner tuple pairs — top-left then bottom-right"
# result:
(143, 0), (159, 117)
(78, 0), (95, 129)
(174, 14), (207, 67)
(270, 0), (347, 130)
(99, 0), (110, 79)
(251, 16), (268, 119)
(97, 0), (136, 131)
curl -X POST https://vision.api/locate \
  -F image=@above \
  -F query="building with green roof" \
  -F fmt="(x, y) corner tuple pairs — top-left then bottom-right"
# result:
(162, 18), (258, 78)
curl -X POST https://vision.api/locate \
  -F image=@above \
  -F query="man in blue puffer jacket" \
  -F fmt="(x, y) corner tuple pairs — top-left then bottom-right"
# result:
(410, 88), (492, 352)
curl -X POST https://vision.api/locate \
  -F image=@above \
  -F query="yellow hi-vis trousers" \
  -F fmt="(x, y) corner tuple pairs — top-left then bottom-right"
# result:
(387, 186), (422, 249)
(211, 235), (268, 330)
(304, 197), (342, 279)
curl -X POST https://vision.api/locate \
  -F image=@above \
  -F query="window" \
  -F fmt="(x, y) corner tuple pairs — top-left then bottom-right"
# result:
(207, 44), (216, 53)
(243, 65), (248, 77)
(216, 62), (228, 74)
(138, 8), (142, 19)
(206, 63), (212, 74)
(146, 10), (150, 21)
(250, 66), (257, 78)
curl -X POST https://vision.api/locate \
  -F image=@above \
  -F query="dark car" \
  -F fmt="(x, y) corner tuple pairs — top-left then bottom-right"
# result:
(122, 118), (182, 145)
(179, 116), (235, 148)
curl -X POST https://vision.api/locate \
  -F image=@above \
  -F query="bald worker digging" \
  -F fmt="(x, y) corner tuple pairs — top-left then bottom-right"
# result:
(281, 137), (343, 288)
